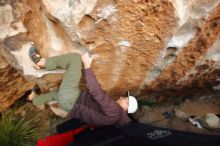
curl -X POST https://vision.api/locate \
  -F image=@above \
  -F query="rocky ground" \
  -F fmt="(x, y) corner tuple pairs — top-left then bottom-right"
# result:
(133, 94), (220, 136)
(8, 92), (220, 139)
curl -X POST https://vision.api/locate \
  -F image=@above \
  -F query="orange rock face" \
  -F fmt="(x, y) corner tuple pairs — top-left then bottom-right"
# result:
(0, 0), (220, 111)
(0, 52), (33, 112)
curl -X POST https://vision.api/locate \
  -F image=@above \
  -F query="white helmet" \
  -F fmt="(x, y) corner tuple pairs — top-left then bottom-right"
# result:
(127, 91), (138, 113)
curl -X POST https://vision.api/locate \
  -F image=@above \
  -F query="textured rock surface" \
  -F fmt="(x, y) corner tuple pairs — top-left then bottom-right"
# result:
(0, 51), (33, 112)
(0, 0), (220, 111)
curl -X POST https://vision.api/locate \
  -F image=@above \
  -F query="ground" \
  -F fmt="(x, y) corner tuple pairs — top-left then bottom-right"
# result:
(133, 95), (220, 135)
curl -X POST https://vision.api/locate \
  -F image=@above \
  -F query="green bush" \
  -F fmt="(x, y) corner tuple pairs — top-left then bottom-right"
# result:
(0, 110), (40, 146)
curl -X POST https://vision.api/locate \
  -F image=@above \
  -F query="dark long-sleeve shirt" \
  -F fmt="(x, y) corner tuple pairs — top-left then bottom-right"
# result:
(70, 68), (131, 126)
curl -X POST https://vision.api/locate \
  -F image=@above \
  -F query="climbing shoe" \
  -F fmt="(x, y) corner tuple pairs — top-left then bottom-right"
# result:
(29, 47), (41, 64)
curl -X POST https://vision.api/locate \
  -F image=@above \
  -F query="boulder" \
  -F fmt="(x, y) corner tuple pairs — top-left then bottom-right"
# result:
(0, 0), (220, 111)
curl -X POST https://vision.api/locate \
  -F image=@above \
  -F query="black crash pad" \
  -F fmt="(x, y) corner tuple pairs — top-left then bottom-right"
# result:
(68, 122), (220, 146)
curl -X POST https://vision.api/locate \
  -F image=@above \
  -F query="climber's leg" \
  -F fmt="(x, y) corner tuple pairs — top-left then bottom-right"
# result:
(32, 91), (58, 106)
(44, 53), (82, 112)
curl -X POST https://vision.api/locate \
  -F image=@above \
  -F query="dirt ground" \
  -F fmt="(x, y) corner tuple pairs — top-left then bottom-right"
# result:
(133, 95), (220, 136)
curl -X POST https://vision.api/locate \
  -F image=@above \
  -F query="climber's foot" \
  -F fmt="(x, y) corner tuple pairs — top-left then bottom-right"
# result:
(28, 84), (41, 101)
(35, 58), (46, 69)
(29, 47), (46, 69)
(28, 91), (37, 101)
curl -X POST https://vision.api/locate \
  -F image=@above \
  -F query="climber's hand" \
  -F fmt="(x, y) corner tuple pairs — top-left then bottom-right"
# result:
(81, 52), (95, 69)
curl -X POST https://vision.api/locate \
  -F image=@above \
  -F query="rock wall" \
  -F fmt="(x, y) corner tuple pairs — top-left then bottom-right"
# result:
(0, 0), (220, 111)
(0, 50), (33, 112)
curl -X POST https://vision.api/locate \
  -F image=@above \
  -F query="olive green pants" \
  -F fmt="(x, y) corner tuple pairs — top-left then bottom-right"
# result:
(32, 53), (82, 112)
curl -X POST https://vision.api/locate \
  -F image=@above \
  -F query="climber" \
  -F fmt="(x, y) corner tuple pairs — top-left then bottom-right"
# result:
(28, 47), (138, 126)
